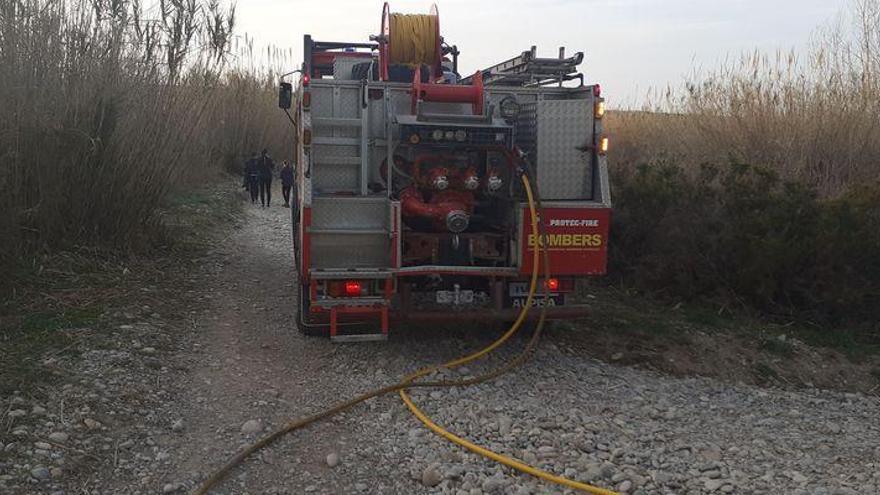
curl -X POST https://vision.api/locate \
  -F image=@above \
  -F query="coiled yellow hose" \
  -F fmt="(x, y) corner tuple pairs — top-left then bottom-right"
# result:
(388, 13), (438, 67)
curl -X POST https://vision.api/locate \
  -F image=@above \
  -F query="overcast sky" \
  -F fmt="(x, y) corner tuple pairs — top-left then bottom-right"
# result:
(235, 0), (847, 106)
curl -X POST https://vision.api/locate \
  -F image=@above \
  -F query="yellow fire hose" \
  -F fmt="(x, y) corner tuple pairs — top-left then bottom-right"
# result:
(388, 13), (439, 68)
(193, 173), (618, 495)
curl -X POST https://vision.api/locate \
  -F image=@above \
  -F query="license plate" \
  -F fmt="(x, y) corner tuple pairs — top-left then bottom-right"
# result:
(508, 282), (530, 297)
(435, 289), (474, 304)
(510, 295), (564, 308)
(509, 282), (559, 298)
(508, 282), (563, 308)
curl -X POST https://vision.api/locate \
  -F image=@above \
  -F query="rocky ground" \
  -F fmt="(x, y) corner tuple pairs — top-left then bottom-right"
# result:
(3, 187), (880, 495)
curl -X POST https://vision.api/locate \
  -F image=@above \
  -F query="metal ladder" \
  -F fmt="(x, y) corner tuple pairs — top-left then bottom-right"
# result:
(310, 89), (370, 195)
(460, 46), (584, 87)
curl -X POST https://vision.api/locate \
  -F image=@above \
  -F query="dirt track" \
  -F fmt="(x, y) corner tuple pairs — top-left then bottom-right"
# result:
(4, 190), (880, 495)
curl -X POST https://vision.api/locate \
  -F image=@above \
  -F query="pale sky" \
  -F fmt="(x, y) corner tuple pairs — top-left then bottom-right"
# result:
(236, 0), (847, 106)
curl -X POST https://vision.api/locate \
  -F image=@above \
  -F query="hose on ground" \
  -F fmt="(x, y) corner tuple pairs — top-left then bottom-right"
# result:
(192, 167), (618, 495)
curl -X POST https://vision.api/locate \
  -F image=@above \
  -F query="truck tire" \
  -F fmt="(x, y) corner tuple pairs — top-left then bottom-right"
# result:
(350, 62), (378, 81)
(298, 284), (328, 337)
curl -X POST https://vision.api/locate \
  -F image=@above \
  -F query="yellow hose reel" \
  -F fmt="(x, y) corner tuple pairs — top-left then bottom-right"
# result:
(378, 2), (443, 80)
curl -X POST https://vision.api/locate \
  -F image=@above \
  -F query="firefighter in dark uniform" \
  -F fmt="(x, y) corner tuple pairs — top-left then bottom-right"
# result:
(243, 152), (260, 204)
(257, 149), (275, 207)
(280, 160), (294, 207)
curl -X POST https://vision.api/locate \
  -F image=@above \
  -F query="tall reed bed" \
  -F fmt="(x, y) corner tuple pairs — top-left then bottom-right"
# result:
(609, 0), (880, 197)
(606, 1), (880, 327)
(0, 0), (289, 270)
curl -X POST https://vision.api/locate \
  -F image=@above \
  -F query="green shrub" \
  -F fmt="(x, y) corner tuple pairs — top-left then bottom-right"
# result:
(610, 161), (880, 327)
(813, 185), (880, 324)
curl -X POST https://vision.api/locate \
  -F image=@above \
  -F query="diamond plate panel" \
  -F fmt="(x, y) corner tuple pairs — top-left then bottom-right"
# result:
(366, 86), (409, 137)
(309, 197), (390, 269)
(536, 99), (593, 200)
(515, 101), (538, 157)
(312, 141), (359, 191)
(388, 87), (411, 115)
(313, 143), (359, 158)
(310, 234), (388, 269)
(311, 198), (388, 229)
(312, 163), (358, 192)
(301, 151), (312, 205)
(338, 88), (360, 117)
(310, 86), (334, 118)
(367, 96), (386, 138)
(335, 88), (360, 139)
(310, 84), (362, 190)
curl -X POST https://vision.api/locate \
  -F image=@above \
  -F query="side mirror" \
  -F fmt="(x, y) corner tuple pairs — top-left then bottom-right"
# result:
(278, 82), (292, 109)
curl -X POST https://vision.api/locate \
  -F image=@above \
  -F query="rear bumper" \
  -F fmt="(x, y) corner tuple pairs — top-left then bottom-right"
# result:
(391, 304), (589, 323)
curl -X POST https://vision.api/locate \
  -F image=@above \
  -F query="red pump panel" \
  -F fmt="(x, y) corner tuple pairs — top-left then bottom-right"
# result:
(520, 207), (611, 276)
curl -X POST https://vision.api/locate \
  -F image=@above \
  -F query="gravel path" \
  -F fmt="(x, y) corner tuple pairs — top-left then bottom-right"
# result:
(4, 193), (879, 494)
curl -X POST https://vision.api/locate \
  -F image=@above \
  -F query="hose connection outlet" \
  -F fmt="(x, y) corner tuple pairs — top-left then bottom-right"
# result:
(463, 174), (480, 190)
(487, 175), (503, 192)
(446, 210), (469, 233)
(433, 175), (449, 191)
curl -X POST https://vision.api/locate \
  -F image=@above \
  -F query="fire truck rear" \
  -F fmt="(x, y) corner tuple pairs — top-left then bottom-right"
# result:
(279, 4), (611, 341)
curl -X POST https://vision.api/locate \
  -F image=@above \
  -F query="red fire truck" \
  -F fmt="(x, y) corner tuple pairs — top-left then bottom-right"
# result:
(278, 4), (611, 341)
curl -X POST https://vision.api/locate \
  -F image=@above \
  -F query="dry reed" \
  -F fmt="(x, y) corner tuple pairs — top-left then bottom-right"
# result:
(0, 0), (290, 271)
(609, 0), (880, 197)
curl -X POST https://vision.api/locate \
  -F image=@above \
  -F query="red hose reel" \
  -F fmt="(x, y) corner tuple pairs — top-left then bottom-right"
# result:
(412, 66), (484, 115)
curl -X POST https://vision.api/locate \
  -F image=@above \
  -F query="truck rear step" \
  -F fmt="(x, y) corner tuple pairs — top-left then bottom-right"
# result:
(328, 304), (389, 342)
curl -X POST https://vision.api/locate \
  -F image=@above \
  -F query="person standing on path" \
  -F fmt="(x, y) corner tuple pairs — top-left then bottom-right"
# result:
(244, 152), (260, 204)
(257, 149), (275, 207)
(280, 160), (294, 207)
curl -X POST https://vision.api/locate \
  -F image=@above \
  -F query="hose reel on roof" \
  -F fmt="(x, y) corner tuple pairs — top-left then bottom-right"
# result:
(373, 3), (484, 115)
(376, 2), (443, 80)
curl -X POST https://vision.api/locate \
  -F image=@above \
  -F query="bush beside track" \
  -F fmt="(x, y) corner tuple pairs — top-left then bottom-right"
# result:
(609, 160), (880, 332)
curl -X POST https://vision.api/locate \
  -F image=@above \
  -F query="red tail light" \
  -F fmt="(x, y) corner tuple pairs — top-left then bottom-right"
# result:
(593, 84), (601, 97)
(542, 278), (574, 293)
(303, 73), (310, 86)
(344, 280), (362, 297)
